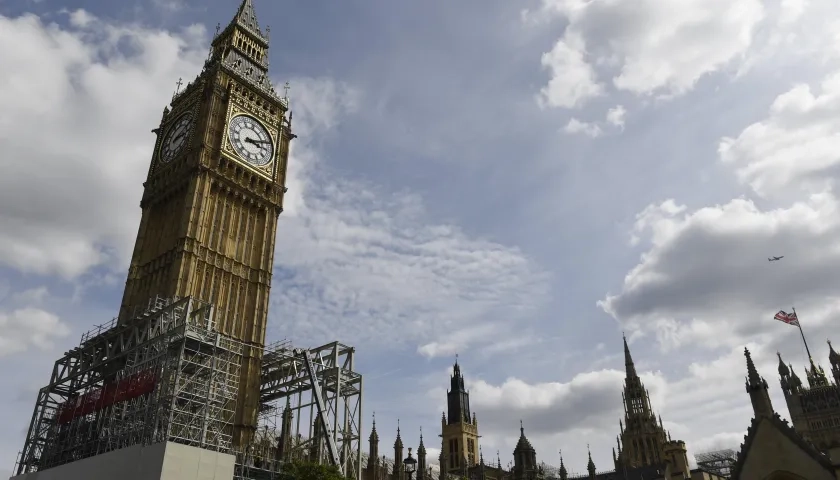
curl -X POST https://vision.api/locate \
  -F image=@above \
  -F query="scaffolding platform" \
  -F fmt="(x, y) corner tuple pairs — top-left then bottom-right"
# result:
(233, 341), (363, 480)
(14, 296), (243, 476)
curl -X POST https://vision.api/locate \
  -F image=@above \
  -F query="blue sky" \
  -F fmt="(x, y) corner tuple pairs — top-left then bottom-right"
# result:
(2, 0), (840, 476)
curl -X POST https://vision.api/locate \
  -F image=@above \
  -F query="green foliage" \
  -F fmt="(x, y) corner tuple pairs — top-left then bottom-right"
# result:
(279, 460), (346, 480)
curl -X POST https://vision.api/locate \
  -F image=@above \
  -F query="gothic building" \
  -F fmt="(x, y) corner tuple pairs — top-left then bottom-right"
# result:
(611, 337), (691, 478)
(441, 358), (481, 475)
(778, 341), (840, 460)
(117, 0), (294, 447)
(732, 348), (840, 479)
(362, 341), (728, 480)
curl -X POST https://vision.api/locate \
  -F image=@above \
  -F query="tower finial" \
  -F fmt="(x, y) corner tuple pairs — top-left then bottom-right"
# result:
(172, 77), (183, 99)
(623, 334), (637, 377)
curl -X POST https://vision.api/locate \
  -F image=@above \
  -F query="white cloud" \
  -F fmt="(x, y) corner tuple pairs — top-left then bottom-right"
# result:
(600, 68), (840, 350)
(537, 32), (604, 109)
(719, 70), (840, 200)
(563, 118), (602, 137)
(0, 308), (70, 356)
(0, 9), (550, 361)
(562, 106), (627, 138)
(605, 105), (626, 128)
(0, 11), (208, 278)
(530, 0), (765, 105)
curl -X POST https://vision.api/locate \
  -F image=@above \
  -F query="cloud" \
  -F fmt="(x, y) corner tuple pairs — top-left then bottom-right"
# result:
(562, 106), (626, 138)
(268, 169), (552, 352)
(563, 118), (602, 138)
(599, 68), (840, 351)
(0, 11), (208, 279)
(530, 0), (765, 106)
(605, 105), (626, 128)
(0, 307), (70, 357)
(719, 71), (840, 199)
(537, 32), (604, 109)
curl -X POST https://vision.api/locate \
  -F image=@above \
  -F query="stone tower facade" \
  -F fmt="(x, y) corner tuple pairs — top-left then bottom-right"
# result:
(512, 424), (542, 480)
(779, 342), (840, 460)
(745, 347), (775, 419)
(117, 0), (294, 447)
(615, 337), (689, 476)
(440, 359), (480, 475)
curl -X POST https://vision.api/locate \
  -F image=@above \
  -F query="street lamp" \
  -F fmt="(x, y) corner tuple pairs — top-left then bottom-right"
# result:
(404, 447), (417, 480)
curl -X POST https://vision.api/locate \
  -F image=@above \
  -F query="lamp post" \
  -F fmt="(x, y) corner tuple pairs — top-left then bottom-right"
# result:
(404, 447), (417, 480)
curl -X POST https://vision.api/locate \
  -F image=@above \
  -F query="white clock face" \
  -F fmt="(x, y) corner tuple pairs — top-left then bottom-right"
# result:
(227, 115), (274, 166)
(159, 113), (192, 163)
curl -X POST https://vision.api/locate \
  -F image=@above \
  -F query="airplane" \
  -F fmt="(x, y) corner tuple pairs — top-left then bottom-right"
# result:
(768, 256), (784, 262)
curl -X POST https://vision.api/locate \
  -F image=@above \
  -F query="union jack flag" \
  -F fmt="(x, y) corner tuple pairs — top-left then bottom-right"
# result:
(774, 310), (799, 326)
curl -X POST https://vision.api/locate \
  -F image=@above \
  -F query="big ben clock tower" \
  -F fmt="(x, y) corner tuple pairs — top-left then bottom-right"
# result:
(118, 0), (294, 446)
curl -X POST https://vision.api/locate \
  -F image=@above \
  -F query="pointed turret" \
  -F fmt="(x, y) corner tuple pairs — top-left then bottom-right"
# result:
(417, 428), (427, 480)
(233, 0), (268, 44)
(558, 450), (568, 480)
(805, 357), (830, 387)
(448, 356), (471, 424)
(616, 335), (670, 471)
(829, 340), (840, 384)
(394, 420), (404, 477)
(744, 348), (774, 418)
(512, 421), (537, 480)
(207, 0), (284, 101)
(778, 352), (790, 377)
(367, 413), (379, 469)
(587, 446), (596, 478)
(623, 334), (637, 378)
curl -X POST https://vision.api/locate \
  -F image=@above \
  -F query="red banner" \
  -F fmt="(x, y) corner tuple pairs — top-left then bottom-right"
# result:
(57, 369), (157, 424)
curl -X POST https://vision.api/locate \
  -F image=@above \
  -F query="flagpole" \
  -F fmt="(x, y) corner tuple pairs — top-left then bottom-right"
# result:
(791, 306), (813, 359)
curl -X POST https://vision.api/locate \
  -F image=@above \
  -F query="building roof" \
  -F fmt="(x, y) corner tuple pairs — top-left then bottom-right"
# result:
(730, 413), (835, 479)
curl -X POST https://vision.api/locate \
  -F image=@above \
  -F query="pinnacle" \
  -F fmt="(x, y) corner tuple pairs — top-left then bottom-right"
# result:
(744, 347), (762, 386)
(777, 352), (790, 377)
(233, 0), (267, 43)
(829, 340), (840, 363)
(623, 334), (637, 378)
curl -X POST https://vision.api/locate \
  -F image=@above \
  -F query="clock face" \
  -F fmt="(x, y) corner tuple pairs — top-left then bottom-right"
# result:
(227, 115), (274, 166)
(159, 113), (193, 163)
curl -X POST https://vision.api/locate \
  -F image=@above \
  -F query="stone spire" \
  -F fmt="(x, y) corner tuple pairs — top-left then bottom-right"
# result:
(448, 355), (471, 424)
(744, 348), (774, 418)
(417, 427), (427, 480)
(513, 421), (537, 480)
(233, 0), (268, 44)
(623, 334), (637, 378)
(778, 352), (790, 377)
(558, 450), (568, 480)
(587, 446), (596, 478)
(394, 420), (404, 477)
(367, 412), (379, 469)
(805, 357), (830, 388)
(829, 340), (840, 384)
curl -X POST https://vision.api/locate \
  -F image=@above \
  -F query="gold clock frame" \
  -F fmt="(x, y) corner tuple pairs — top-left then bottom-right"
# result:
(222, 99), (278, 179)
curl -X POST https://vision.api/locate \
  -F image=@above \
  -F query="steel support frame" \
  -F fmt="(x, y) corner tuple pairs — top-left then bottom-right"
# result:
(253, 340), (363, 480)
(15, 296), (243, 475)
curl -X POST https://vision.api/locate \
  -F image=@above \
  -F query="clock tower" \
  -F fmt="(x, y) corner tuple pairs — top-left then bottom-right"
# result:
(118, 0), (294, 446)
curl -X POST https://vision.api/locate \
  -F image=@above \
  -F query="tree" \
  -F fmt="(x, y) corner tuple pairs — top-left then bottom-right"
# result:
(279, 460), (347, 480)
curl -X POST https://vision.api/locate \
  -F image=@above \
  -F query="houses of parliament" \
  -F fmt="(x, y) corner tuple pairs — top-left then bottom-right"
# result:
(361, 339), (840, 480)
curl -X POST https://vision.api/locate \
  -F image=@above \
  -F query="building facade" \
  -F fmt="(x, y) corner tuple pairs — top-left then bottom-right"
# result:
(778, 342), (840, 461)
(733, 348), (840, 479)
(117, 0), (294, 447)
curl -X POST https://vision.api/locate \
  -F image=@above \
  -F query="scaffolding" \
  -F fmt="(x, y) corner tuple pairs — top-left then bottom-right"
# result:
(234, 340), (364, 480)
(695, 449), (736, 478)
(14, 296), (243, 475)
